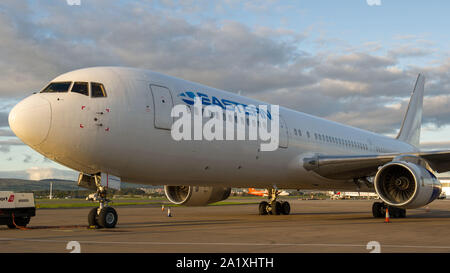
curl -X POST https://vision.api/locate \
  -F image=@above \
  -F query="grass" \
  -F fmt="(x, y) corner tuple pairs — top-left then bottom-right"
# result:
(35, 198), (259, 209)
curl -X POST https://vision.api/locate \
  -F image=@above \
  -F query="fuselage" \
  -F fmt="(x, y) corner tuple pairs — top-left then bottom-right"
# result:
(9, 67), (417, 191)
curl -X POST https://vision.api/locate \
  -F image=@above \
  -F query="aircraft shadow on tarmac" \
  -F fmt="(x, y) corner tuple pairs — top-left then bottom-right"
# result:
(118, 219), (239, 229)
(280, 210), (450, 221)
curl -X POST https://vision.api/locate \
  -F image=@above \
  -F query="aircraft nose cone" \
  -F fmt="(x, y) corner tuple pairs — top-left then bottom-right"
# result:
(9, 95), (51, 146)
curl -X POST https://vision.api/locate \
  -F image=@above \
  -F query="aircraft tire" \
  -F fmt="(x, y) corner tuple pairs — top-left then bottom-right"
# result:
(388, 207), (398, 218)
(97, 207), (118, 228)
(14, 217), (30, 227)
(372, 202), (384, 218)
(281, 201), (290, 215)
(259, 201), (269, 215)
(270, 201), (282, 215)
(388, 207), (406, 218)
(88, 208), (98, 227)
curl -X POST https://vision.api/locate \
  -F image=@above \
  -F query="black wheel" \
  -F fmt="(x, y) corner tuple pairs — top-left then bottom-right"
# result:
(372, 202), (384, 218)
(7, 223), (16, 229)
(88, 208), (98, 227)
(97, 207), (118, 228)
(372, 202), (379, 218)
(388, 207), (398, 218)
(281, 201), (290, 215)
(399, 208), (406, 218)
(14, 217), (29, 227)
(259, 201), (269, 215)
(270, 201), (282, 215)
(388, 207), (406, 218)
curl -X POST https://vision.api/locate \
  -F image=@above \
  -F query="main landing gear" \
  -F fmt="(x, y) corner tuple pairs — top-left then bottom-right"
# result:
(372, 201), (406, 218)
(79, 173), (118, 228)
(258, 188), (290, 215)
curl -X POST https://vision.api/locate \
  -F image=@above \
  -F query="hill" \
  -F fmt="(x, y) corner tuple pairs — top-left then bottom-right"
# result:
(0, 178), (160, 192)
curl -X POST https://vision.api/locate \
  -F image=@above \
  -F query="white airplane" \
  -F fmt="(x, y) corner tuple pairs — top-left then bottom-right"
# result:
(8, 67), (450, 228)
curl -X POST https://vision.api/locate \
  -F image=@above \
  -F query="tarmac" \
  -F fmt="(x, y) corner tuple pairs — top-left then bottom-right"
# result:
(2, 199), (450, 253)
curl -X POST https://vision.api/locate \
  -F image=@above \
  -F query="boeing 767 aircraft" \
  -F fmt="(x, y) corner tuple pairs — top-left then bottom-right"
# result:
(8, 67), (449, 228)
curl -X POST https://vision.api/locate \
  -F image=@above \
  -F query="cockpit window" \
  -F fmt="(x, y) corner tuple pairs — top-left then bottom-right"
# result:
(40, 82), (72, 93)
(91, 82), (107, 98)
(71, 82), (89, 96)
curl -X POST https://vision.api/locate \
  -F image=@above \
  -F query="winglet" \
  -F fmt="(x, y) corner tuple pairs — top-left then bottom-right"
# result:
(396, 74), (425, 147)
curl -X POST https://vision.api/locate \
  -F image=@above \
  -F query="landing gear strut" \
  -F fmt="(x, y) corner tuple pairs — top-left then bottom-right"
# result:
(372, 202), (406, 218)
(79, 173), (118, 228)
(258, 188), (290, 215)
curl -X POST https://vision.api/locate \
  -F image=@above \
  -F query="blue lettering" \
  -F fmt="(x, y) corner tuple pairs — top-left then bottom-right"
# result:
(197, 92), (211, 105)
(180, 91), (196, 105)
(178, 92), (272, 119)
(211, 96), (225, 109)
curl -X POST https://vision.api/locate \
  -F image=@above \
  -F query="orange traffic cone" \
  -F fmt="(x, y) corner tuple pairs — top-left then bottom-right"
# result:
(384, 208), (390, 223)
(162, 205), (165, 211)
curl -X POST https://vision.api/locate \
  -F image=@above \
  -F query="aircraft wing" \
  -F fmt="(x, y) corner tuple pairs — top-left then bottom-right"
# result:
(418, 150), (450, 173)
(302, 150), (450, 180)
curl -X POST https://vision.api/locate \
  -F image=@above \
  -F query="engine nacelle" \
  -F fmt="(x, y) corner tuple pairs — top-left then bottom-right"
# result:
(374, 161), (442, 209)
(164, 185), (231, 206)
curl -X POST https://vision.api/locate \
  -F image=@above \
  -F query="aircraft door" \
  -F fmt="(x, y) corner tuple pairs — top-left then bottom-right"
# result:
(279, 116), (289, 148)
(150, 85), (174, 130)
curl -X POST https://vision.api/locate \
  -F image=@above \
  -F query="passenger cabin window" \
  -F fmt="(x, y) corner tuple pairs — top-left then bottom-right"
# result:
(71, 82), (89, 96)
(91, 82), (107, 98)
(41, 82), (72, 93)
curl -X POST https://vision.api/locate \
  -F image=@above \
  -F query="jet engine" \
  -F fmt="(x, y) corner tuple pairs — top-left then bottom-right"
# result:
(164, 186), (231, 206)
(374, 161), (441, 209)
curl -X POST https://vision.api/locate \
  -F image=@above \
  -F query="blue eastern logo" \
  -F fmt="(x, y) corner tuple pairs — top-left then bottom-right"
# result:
(178, 91), (272, 120)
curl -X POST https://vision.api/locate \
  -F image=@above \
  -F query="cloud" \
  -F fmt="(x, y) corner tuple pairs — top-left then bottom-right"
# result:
(0, 1), (310, 97)
(0, 138), (24, 153)
(0, 0), (449, 138)
(421, 141), (450, 151)
(388, 46), (434, 59)
(0, 167), (78, 180)
(0, 146), (10, 153)
(25, 167), (78, 181)
(0, 128), (15, 137)
(0, 139), (24, 145)
(0, 112), (9, 127)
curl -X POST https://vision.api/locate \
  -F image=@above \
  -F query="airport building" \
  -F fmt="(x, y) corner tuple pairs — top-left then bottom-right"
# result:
(439, 177), (450, 198)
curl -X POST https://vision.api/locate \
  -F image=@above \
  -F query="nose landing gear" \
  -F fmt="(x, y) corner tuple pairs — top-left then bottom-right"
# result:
(86, 187), (118, 228)
(79, 173), (118, 228)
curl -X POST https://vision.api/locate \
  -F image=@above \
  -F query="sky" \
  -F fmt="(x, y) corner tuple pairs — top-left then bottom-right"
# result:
(1, 0), (450, 180)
